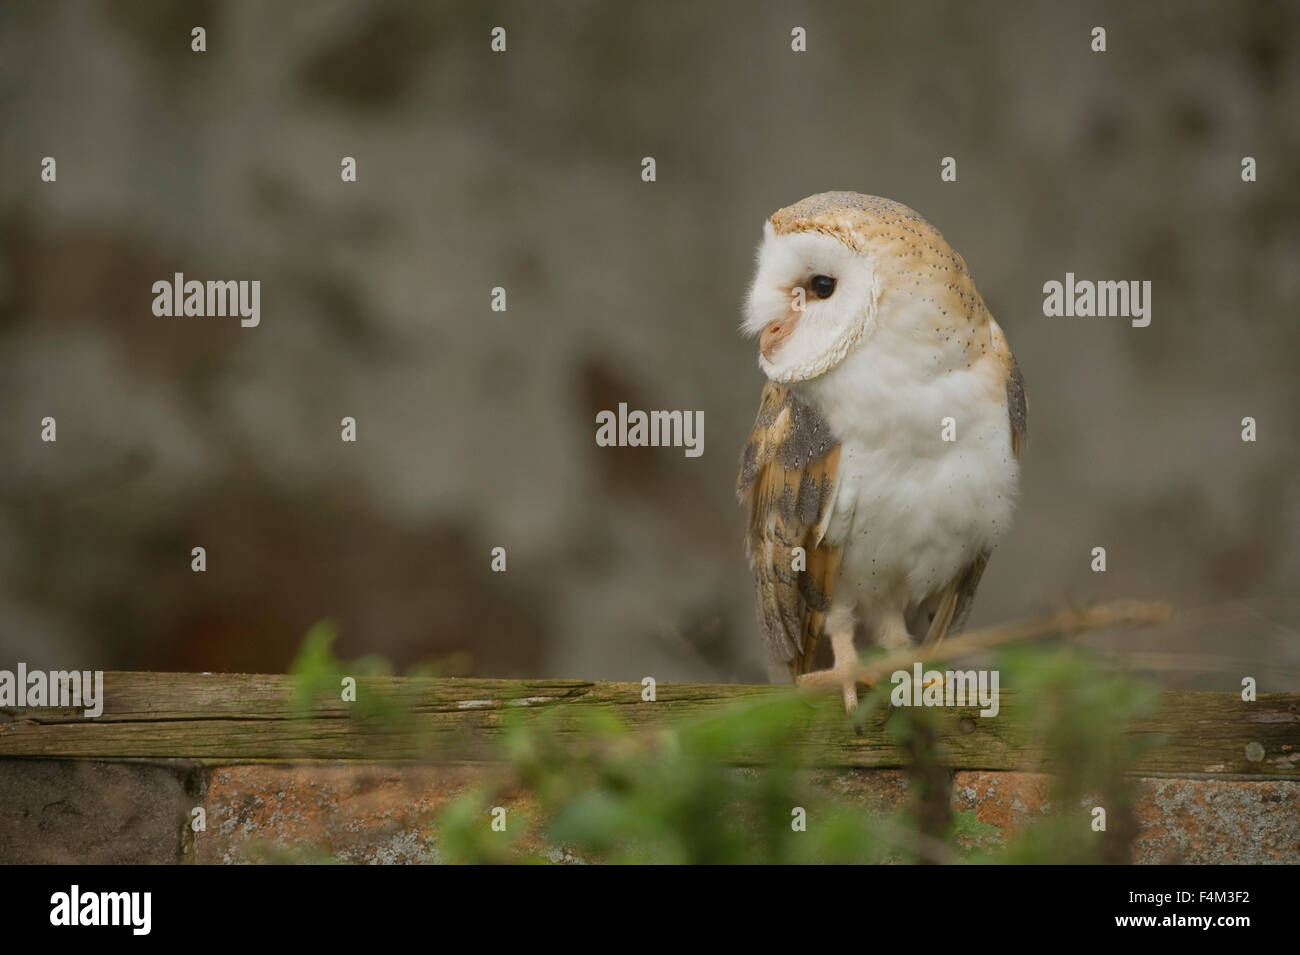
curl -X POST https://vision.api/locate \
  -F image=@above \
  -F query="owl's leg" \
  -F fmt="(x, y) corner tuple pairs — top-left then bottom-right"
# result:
(795, 603), (861, 713)
(873, 610), (913, 649)
(873, 609), (943, 691)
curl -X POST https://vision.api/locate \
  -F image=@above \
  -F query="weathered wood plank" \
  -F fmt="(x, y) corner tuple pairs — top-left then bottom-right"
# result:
(0, 673), (1295, 775)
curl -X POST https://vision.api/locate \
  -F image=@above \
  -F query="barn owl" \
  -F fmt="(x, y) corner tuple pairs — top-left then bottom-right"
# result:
(736, 192), (1026, 712)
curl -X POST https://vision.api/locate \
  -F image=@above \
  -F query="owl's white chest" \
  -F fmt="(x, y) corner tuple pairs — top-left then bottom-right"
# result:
(798, 318), (1019, 615)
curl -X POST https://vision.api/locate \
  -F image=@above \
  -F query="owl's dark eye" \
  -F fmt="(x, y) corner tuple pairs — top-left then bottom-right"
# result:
(810, 275), (837, 299)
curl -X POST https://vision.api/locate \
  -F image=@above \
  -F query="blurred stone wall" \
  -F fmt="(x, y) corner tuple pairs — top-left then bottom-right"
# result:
(6, 758), (1296, 863)
(0, 0), (1296, 686)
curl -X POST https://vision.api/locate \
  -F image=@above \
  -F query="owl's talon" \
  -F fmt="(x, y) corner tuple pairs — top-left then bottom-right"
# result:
(796, 666), (870, 717)
(841, 679), (858, 715)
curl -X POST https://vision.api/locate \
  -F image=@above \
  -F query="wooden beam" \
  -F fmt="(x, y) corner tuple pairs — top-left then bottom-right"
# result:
(0, 673), (1295, 775)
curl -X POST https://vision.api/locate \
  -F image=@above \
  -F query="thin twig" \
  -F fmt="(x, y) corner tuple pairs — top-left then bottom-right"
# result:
(799, 599), (1174, 691)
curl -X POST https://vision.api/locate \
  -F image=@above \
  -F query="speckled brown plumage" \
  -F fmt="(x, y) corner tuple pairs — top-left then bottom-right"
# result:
(736, 381), (842, 673)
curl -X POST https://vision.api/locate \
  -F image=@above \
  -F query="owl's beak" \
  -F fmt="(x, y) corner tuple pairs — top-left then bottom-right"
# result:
(760, 316), (798, 359)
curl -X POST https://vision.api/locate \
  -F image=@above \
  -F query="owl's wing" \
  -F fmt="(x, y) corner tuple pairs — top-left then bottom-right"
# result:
(737, 380), (843, 678)
(921, 337), (1027, 647)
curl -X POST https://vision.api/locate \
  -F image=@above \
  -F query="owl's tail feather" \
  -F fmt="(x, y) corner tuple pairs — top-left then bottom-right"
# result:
(920, 551), (990, 647)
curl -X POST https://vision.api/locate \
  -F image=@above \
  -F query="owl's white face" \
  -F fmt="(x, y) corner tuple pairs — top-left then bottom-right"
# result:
(742, 221), (882, 383)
